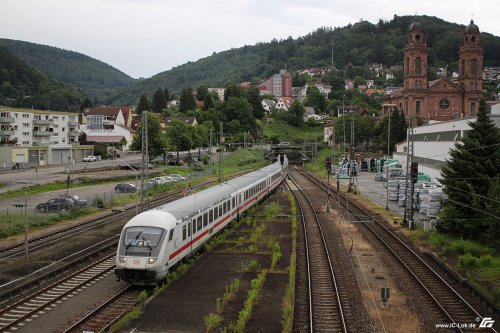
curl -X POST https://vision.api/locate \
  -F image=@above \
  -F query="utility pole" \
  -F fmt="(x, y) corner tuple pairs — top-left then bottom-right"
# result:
(403, 114), (415, 228)
(348, 114), (355, 193)
(386, 109), (391, 210)
(209, 127), (213, 148)
(140, 111), (148, 212)
(218, 122), (223, 182)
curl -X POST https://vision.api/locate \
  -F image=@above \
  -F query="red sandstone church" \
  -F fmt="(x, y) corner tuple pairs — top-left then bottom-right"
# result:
(384, 20), (483, 122)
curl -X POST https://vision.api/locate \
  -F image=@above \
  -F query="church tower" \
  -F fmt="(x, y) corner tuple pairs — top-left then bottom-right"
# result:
(459, 20), (483, 116)
(404, 21), (428, 92)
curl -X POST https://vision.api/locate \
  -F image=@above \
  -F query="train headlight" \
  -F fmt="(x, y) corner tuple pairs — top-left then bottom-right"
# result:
(148, 257), (157, 264)
(119, 256), (127, 264)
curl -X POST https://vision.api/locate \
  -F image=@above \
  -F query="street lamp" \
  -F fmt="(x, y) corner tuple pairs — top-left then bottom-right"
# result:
(16, 180), (35, 260)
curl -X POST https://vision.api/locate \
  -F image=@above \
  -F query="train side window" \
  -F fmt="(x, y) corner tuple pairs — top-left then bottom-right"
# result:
(192, 220), (197, 235)
(232, 198), (235, 208)
(182, 225), (186, 240)
(219, 205), (223, 216)
(197, 216), (202, 230)
(168, 229), (174, 241)
(203, 213), (208, 227)
(223, 202), (227, 214)
(188, 222), (191, 237)
(209, 209), (213, 223)
(214, 206), (219, 219)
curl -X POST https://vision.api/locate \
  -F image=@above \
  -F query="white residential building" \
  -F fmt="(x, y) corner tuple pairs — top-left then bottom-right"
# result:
(0, 107), (91, 168)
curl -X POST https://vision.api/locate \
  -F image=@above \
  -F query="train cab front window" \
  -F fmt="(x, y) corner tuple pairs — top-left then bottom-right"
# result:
(124, 226), (163, 249)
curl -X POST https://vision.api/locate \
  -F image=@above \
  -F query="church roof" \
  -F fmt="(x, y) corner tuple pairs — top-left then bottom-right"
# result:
(409, 20), (424, 32)
(464, 19), (480, 33)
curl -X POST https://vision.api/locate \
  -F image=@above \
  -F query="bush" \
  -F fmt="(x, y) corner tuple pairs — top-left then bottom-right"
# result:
(91, 197), (105, 208)
(204, 313), (222, 331)
(458, 253), (479, 270)
(443, 239), (492, 257)
(478, 255), (493, 267)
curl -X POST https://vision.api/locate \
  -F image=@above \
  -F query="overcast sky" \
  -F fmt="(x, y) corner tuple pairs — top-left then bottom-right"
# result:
(1, 0), (499, 79)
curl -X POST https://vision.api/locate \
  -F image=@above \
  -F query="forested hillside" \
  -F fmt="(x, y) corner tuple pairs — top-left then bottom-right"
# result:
(0, 47), (83, 111)
(0, 38), (135, 101)
(107, 15), (500, 106)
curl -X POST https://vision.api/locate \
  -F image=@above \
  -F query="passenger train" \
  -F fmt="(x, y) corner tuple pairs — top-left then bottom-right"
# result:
(115, 156), (288, 284)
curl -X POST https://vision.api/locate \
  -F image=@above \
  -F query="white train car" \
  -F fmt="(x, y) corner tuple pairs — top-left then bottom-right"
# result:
(115, 157), (288, 284)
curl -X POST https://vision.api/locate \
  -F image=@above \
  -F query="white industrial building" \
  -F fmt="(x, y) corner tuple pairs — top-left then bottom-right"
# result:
(394, 104), (500, 182)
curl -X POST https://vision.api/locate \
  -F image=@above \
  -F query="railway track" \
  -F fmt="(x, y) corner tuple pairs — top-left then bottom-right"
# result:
(0, 254), (116, 333)
(286, 176), (348, 333)
(297, 167), (498, 332)
(62, 285), (144, 333)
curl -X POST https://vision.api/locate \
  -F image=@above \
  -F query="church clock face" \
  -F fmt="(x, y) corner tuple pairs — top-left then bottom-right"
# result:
(439, 99), (450, 110)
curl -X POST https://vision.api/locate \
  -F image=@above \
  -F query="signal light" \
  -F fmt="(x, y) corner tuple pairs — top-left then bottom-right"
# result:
(411, 161), (418, 183)
(326, 158), (332, 172)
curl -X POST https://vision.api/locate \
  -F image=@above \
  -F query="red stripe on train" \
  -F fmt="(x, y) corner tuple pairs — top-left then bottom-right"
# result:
(168, 175), (284, 261)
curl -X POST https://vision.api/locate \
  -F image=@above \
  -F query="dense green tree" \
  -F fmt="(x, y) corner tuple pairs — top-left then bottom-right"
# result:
(203, 93), (215, 111)
(333, 113), (376, 148)
(80, 97), (93, 110)
(130, 113), (166, 160)
(304, 86), (326, 113)
(246, 87), (265, 120)
(288, 101), (305, 127)
(151, 88), (167, 112)
(373, 109), (406, 154)
(223, 97), (257, 133)
(224, 83), (244, 102)
(292, 72), (307, 86)
(197, 108), (224, 128)
(136, 94), (149, 114)
(163, 88), (170, 102)
(165, 120), (193, 152)
(438, 98), (500, 242)
(179, 87), (196, 113)
(196, 85), (209, 101)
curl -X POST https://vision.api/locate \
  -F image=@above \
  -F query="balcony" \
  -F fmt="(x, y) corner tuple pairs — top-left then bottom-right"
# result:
(0, 117), (15, 124)
(68, 131), (79, 137)
(0, 130), (14, 136)
(33, 131), (52, 137)
(33, 119), (54, 125)
(68, 120), (79, 126)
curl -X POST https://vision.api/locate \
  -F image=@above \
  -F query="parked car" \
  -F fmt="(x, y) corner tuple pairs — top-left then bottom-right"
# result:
(149, 177), (171, 185)
(36, 197), (74, 213)
(168, 174), (187, 182)
(115, 183), (137, 193)
(168, 159), (184, 166)
(83, 155), (97, 162)
(58, 193), (88, 208)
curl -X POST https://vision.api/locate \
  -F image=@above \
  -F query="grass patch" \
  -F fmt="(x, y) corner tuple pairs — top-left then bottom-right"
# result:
(230, 271), (267, 333)
(281, 192), (297, 332)
(264, 201), (282, 220)
(263, 118), (323, 144)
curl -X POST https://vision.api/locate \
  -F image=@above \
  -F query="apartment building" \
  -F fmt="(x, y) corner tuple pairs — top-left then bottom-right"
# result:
(0, 107), (92, 168)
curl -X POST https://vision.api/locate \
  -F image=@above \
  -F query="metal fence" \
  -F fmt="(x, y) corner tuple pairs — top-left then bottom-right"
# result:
(0, 166), (215, 238)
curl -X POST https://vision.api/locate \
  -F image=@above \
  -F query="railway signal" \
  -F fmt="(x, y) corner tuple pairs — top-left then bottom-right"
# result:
(326, 158), (332, 172)
(411, 161), (419, 183)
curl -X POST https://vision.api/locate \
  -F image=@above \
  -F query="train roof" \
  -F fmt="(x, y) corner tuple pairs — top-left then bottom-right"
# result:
(152, 159), (285, 221)
(125, 210), (177, 230)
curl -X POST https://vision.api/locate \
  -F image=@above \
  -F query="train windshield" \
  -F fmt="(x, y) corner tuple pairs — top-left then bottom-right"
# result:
(124, 226), (163, 249)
